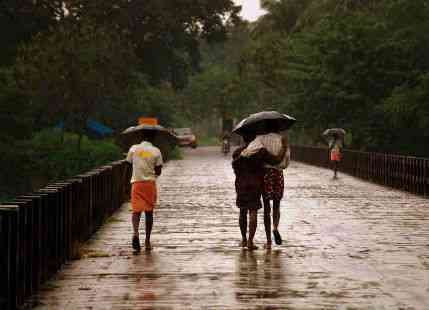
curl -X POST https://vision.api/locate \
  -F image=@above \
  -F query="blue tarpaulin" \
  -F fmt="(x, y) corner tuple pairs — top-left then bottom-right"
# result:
(56, 119), (113, 137)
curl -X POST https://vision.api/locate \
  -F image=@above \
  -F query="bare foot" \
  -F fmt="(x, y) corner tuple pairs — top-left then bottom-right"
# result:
(240, 240), (247, 248)
(145, 241), (152, 251)
(264, 241), (272, 250)
(247, 241), (258, 250)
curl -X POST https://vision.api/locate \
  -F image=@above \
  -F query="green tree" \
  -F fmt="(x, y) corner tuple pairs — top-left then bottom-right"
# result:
(15, 20), (137, 148)
(0, 0), (63, 66)
(65, 0), (241, 89)
(238, 0), (429, 154)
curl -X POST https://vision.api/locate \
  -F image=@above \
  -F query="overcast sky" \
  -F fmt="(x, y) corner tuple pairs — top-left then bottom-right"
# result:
(234, 0), (266, 21)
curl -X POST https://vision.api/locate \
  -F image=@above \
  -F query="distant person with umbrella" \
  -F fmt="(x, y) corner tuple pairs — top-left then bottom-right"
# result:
(323, 128), (346, 179)
(125, 129), (163, 252)
(233, 111), (296, 249)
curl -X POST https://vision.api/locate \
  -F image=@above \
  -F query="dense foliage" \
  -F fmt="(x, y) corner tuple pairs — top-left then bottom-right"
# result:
(0, 0), (240, 198)
(238, 0), (429, 155)
(1, 0), (428, 199)
(0, 129), (123, 201)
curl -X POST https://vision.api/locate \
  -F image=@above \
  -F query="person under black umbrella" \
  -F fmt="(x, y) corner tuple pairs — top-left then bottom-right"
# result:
(232, 132), (287, 250)
(233, 111), (295, 249)
(244, 123), (289, 248)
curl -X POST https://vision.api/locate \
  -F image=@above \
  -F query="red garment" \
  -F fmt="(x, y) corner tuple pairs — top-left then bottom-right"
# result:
(262, 168), (284, 201)
(330, 149), (342, 161)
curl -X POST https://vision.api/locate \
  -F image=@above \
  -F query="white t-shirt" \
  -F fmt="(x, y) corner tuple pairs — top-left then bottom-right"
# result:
(126, 141), (163, 183)
(241, 132), (290, 170)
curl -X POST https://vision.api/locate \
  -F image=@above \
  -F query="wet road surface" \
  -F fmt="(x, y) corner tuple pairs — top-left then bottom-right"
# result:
(33, 147), (429, 309)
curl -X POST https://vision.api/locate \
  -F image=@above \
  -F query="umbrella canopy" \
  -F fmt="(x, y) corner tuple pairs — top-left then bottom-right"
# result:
(117, 124), (178, 152)
(232, 111), (296, 136)
(122, 124), (168, 135)
(323, 128), (346, 139)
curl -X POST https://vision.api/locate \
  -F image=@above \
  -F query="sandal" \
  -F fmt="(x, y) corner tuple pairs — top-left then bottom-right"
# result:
(273, 230), (282, 245)
(132, 236), (141, 252)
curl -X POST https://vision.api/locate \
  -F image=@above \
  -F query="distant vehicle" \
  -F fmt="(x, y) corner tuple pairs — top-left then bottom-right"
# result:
(173, 128), (197, 148)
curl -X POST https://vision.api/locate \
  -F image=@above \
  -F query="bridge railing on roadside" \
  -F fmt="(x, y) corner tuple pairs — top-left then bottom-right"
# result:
(0, 161), (131, 310)
(291, 145), (429, 197)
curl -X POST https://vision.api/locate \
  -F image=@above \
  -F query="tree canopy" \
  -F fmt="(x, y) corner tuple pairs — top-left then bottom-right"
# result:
(237, 0), (429, 155)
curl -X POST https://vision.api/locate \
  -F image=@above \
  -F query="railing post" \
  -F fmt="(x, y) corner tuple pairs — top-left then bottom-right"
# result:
(0, 205), (19, 310)
(18, 195), (43, 293)
(36, 188), (61, 277)
(1, 200), (32, 305)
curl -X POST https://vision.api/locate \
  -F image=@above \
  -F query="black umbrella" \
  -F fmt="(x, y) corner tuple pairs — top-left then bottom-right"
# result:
(122, 124), (168, 135)
(232, 111), (296, 136)
(117, 124), (177, 152)
(322, 128), (346, 139)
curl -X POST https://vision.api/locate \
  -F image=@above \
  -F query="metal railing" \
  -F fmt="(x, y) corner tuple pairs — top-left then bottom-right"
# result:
(291, 145), (429, 196)
(0, 160), (131, 310)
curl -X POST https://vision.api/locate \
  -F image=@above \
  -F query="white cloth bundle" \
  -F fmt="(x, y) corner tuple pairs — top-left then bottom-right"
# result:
(241, 132), (290, 170)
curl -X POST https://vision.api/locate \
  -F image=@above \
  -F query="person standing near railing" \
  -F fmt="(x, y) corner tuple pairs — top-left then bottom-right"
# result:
(329, 133), (343, 179)
(126, 131), (163, 252)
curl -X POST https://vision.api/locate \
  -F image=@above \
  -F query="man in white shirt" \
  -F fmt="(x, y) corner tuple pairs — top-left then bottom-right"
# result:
(126, 131), (163, 252)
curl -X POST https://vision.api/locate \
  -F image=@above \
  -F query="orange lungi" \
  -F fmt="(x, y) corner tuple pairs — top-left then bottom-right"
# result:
(131, 181), (157, 212)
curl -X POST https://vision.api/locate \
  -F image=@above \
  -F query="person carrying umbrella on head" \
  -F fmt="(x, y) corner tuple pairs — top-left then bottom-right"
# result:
(323, 128), (346, 179)
(124, 128), (163, 252)
(233, 111), (296, 249)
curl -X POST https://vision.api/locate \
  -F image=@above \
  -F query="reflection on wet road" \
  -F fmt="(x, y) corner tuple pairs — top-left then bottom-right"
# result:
(33, 147), (429, 309)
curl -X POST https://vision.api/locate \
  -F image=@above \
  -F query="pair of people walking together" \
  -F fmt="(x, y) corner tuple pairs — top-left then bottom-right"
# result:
(232, 128), (290, 250)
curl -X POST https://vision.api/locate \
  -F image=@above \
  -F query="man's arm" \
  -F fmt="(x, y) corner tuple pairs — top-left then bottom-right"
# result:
(155, 150), (164, 177)
(255, 149), (282, 165)
(124, 149), (133, 175)
(257, 137), (287, 165)
(251, 135), (287, 165)
(233, 146), (245, 160)
(155, 165), (162, 177)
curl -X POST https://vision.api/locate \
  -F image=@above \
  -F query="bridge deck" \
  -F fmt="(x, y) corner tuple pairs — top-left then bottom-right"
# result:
(33, 147), (429, 309)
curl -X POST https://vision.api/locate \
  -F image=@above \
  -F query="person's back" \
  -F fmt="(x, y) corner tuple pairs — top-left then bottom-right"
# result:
(241, 132), (289, 170)
(126, 138), (163, 252)
(232, 147), (265, 207)
(127, 141), (163, 183)
(232, 145), (269, 250)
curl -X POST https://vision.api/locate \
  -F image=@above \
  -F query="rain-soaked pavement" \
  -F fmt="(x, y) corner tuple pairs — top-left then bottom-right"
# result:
(33, 147), (429, 309)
